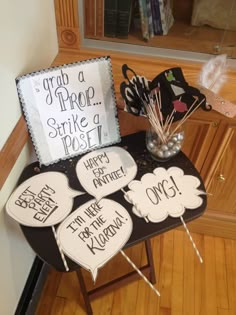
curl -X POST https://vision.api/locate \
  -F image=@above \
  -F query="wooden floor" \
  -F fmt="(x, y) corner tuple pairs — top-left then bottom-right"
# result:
(35, 229), (236, 315)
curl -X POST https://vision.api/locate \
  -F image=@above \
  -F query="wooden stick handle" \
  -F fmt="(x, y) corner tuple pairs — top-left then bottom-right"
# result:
(120, 250), (160, 296)
(52, 226), (69, 272)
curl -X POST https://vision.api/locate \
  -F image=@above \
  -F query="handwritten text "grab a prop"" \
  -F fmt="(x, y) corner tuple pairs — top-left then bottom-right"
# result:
(41, 69), (103, 156)
(42, 69), (97, 112)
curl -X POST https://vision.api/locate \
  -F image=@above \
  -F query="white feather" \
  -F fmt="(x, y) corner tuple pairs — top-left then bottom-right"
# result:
(199, 54), (227, 93)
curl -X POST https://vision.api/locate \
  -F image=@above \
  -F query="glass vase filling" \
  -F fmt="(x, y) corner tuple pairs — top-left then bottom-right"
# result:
(146, 127), (184, 162)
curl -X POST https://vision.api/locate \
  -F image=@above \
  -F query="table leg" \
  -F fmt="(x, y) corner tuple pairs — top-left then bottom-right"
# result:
(75, 238), (156, 314)
(145, 239), (156, 284)
(76, 268), (93, 315)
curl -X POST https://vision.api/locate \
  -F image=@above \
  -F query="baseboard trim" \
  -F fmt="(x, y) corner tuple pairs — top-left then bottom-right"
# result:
(15, 257), (50, 315)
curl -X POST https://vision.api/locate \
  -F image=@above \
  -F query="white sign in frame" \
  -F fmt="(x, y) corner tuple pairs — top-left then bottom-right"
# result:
(17, 56), (121, 165)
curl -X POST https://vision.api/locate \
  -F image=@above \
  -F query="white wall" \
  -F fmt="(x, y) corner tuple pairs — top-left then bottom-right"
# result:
(0, 1), (58, 314)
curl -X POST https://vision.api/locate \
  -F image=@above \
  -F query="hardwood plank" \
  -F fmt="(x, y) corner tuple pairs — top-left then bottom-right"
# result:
(135, 244), (152, 315)
(88, 253), (117, 314)
(90, 291), (114, 315)
(91, 244), (143, 313)
(224, 239), (236, 312)
(57, 272), (81, 300)
(159, 307), (171, 315)
(74, 305), (87, 315)
(215, 237), (229, 309)
(183, 231), (195, 315)
(56, 272), (89, 314)
(35, 232), (236, 315)
(159, 230), (174, 309)
(193, 233), (204, 315)
(118, 246), (142, 315)
(119, 282), (139, 315)
(171, 230), (184, 315)
(51, 297), (65, 315)
(111, 245), (143, 315)
(35, 269), (62, 315)
(146, 236), (162, 315)
(217, 309), (234, 315)
(201, 235), (217, 315)
(61, 298), (78, 315)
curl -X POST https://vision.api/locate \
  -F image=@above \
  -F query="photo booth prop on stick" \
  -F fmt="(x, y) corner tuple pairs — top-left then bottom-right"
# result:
(120, 65), (210, 162)
(57, 198), (133, 282)
(76, 146), (137, 201)
(6, 172), (83, 227)
(17, 56), (121, 165)
(6, 171), (85, 271)
(197, 54), (236, 118)
(123, 166), (205, 262)
(120, 64), (210, 122)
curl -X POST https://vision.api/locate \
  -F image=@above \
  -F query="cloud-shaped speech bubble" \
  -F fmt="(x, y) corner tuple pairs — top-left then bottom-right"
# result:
(6, 172), (84, 227)
(57, 198), (133, 282)
(76, 147), (137, 201)
(125, 167), (203, 222)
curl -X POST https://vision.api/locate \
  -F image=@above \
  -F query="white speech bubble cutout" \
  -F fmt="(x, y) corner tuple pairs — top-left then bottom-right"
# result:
(57, 198), (133, 282)
(125, 166), (204, 222)
(76, 147), (137, 201)
(6, 172), (84, 227)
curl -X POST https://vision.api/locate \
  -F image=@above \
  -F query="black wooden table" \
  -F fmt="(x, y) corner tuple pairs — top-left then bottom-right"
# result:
(17, 131), (207, 314)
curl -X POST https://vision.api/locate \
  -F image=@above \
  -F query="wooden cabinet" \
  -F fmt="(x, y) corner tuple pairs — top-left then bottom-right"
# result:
(202, 121), (236, 216)
(188, 119), (236, 239)
(206, 124), (236, 214)
(53, 0), (236, 239)
(181, 114), (219, 175)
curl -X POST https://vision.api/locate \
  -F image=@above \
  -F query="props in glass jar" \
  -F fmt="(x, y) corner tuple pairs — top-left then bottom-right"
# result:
(146, 125), (184, 161)
(120, 65), (209, 161)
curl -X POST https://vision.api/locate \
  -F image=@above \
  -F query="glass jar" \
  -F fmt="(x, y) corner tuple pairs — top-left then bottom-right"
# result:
(146, 126), (184, 162)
